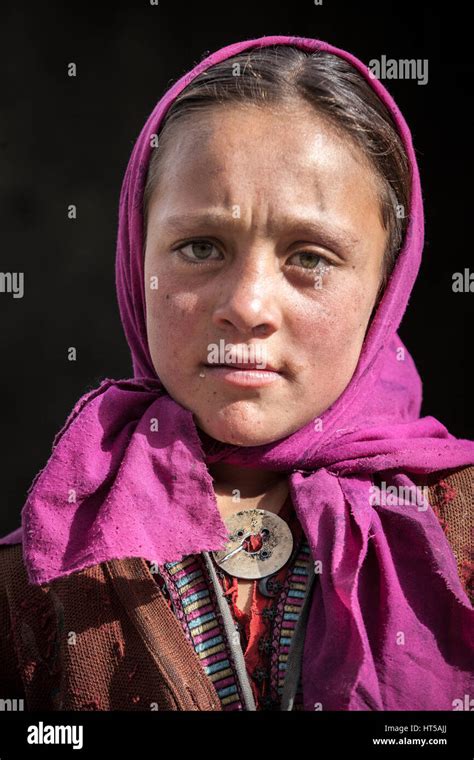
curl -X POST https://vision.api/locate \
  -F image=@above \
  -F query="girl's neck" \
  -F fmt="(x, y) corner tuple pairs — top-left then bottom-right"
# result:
(208, 462), (289, 518)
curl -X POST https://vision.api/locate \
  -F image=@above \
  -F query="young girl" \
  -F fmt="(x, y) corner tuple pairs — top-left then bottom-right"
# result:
(1, 34), (473, 712)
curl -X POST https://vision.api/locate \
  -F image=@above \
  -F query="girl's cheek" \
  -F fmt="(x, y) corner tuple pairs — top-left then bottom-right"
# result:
(147, 287), (199, 323)
(295, 285), (372, 356)
(170, 291), (202, 315)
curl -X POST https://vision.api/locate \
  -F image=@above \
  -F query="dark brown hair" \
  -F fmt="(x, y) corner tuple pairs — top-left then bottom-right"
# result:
(143, 45), (411, 296)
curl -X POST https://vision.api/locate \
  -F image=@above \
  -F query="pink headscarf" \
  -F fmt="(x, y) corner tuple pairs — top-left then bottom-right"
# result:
(2, 35), (473, 710)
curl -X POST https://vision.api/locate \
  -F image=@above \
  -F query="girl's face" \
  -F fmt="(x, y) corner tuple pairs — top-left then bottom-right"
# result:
(144, 104), (388, 446)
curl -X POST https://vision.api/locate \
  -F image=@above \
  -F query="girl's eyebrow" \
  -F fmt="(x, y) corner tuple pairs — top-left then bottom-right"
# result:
(163, 210), (360, 254)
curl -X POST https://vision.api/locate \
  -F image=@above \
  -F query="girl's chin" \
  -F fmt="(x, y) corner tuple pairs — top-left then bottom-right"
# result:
(196, 420), (289, 448)
(193, 400), (310, 447)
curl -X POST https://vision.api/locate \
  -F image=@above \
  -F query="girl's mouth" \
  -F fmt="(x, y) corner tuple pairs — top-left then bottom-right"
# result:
(202, 363), (283, 388)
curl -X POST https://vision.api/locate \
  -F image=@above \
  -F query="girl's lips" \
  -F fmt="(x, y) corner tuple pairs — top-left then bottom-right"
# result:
(206, 361), (279, 371)
(202, 363), (282, 388)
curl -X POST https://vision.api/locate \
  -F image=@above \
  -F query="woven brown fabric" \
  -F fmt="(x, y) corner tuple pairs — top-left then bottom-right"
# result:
(0, 465), (472, 711)
(0, 552), (221, 710)
(413, 464), (474, 606)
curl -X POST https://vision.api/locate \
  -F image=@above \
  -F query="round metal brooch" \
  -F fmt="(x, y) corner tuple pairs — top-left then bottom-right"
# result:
(211, 508), (294, 580)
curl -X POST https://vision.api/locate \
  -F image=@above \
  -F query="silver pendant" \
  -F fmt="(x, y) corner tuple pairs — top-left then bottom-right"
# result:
(212, 508), (293, 580)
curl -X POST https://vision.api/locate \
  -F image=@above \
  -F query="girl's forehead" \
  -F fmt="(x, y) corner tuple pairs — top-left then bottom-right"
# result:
(146, 110), (380, 217)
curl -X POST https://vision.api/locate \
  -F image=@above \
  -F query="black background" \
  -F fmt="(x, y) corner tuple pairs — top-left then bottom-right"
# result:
(0, 1), (471, 536)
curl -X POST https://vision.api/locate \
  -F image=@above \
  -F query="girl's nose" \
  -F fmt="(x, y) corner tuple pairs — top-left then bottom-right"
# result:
(211, 254), (282, 336)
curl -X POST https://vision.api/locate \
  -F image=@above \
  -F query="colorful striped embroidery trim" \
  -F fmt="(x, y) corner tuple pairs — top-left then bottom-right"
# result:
(148, 536), (313, 711)
(156, 555), (246, 710)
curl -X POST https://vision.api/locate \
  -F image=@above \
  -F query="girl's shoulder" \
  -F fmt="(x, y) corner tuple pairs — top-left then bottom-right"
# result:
(0, 464), (472, 594)
(422, 464), (473, 604)
(0, 464), (472, 615)
(378, 464), (473, 606)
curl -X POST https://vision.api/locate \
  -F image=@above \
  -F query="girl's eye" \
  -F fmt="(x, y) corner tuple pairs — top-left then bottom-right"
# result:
(175, 240), (221, 264)
(287, 251), (329, 271)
